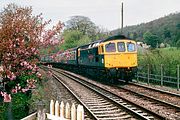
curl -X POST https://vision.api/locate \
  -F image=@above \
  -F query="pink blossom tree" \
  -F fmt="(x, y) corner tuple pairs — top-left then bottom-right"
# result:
(0, 4), (63, 102)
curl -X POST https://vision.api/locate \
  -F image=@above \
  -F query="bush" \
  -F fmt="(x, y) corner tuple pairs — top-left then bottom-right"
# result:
(0, 92), (30, 120)
(11, 93), (30, 119)
(138, 47), (180, 76)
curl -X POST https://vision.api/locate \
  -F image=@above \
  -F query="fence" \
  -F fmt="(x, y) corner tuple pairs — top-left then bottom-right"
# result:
(136, 64), (180, 91)
(47, 100), (84, 120)
(21, 100), (84, 120)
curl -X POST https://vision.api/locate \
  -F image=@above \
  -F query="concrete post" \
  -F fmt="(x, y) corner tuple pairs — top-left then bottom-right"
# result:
(37, 101), (46, 120)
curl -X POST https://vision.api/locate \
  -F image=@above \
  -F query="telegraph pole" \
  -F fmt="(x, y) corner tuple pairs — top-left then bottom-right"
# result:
(121, 2), (124, 34)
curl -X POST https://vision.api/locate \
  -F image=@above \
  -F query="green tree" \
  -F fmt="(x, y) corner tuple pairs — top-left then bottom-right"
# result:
(65, 16), (98, 38)
(61, 30), (91, 50)
(176, 23), (180, 29)
(143, 31), (160, 48)
(163, 28), (171, 38)
(62, 16), (110, 50)
(77, 35), (91, 46)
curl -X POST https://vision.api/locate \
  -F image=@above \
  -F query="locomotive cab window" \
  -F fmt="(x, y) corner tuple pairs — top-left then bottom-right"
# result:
(105, 42), (116, 52)
(127, 42), (136, 52)
(117, 42), (125, 52)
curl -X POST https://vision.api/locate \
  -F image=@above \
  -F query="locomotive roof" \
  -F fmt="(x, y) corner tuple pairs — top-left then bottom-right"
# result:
(78, 34), (129, 49)
(103, 34), (128, 42)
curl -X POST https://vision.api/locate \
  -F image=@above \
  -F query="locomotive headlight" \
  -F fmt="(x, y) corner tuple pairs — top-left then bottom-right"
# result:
(102, 58), (104, 63)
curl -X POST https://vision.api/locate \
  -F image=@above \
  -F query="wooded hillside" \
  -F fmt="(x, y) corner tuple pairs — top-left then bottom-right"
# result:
(112, 12), (180, 47)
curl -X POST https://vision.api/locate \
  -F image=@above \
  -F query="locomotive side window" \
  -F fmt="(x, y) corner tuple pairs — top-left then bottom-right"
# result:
(127, 42), (136, 52)
(105, 43), (116, 52)
(117, 42), (125, 52)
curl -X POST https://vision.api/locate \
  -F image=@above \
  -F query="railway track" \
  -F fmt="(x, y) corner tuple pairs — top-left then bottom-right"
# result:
(50, 67), (165, 120)
(41, 66), (94, 119)
(121, 82), (180, 107)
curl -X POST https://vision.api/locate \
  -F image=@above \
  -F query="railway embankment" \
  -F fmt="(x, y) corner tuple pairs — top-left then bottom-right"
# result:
(29, 67), (82, 115)
(29, 67), (180, 120)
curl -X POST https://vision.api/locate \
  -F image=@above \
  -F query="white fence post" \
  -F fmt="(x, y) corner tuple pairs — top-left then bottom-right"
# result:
(55, 101), (60, 116)
(50, 100), (55, 115)
(60, 101), (65, 118)
(71, 103), (76, 120)
(22, 100), (85, 120)
(77, 105), (84, 120)
(65, 102), (70, 119)
(47, 100), (84, 120)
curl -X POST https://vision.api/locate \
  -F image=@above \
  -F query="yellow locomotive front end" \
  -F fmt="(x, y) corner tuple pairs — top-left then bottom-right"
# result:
(98, 38), (137, 82)
(103, 39), (137, 68)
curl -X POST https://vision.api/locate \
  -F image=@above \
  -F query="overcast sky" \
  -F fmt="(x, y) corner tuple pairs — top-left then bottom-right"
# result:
(0, 0), (180, 31)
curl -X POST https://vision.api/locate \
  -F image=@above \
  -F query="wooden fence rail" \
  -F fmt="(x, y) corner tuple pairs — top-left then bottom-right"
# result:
(21, 112), (37, 120)
(136, 64), (180, 91)
(46, 100), (84, 120)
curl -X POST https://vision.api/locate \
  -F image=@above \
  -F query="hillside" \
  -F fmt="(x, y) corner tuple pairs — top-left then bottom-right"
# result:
(112, 12), (180, 46)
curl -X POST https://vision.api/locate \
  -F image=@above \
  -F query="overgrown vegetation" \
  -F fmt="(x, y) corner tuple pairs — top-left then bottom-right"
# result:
(0, 72), (47, 119)
(138, 47), (180, 77)
(0, 91), (31, 119)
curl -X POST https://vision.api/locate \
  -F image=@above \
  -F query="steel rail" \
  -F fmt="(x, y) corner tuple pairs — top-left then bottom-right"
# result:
(118, 85), (180, 110)
(129, 82), (180, 97)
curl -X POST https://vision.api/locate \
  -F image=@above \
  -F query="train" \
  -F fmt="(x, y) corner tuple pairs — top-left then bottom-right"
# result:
(41, 34), (138, 83)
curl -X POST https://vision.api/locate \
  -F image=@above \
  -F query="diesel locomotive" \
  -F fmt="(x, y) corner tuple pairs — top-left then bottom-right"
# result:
(41, 35), (138, 83)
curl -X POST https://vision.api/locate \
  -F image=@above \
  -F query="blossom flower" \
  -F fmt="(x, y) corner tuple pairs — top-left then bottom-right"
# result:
(0, 66), (3, 72)
(27, 65), (33, 70)
(36, 72), (42, 78)
(11, 89), (17, 93)
(16, 84), (21, 90)
(22, 88), (29, 93)
(7, 72), (16, 81)
(4, 94), (11, 102)
(1, 92), (11, 102)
